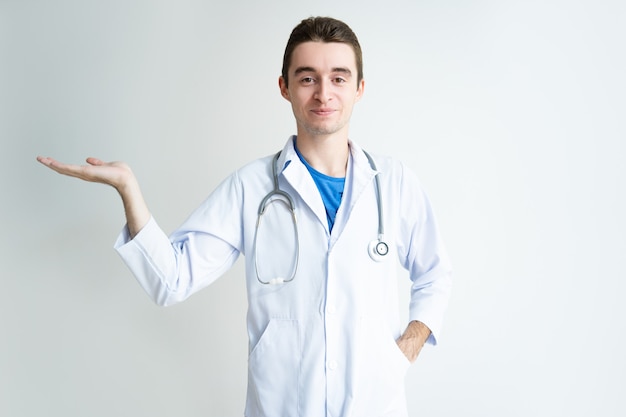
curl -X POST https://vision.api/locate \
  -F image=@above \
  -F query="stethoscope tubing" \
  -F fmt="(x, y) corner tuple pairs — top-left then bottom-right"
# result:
(363, 150), (385, 240)
(253, 150), (387, 285)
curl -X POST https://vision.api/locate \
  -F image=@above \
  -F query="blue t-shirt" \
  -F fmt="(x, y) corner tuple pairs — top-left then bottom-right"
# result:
(294, 144), (345, 231)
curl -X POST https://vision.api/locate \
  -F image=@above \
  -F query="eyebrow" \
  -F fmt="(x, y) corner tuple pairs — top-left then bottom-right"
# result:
(293, 66), (353, 76)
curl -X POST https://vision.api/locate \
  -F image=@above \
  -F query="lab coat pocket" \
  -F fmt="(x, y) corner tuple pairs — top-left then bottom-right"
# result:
(248, 319), (300, 415)
(387, 335), (412, 372)
(353, 320), (411, 417)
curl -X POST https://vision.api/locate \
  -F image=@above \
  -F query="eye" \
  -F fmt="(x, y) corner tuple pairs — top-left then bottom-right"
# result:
(334, 77), (347, 84)
(300, 77), (315, 85)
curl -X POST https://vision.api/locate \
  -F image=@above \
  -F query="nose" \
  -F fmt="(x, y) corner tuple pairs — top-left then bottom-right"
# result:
(314, 80), (331, 103)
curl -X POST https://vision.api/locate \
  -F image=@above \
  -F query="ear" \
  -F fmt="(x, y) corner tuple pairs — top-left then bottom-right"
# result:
(278, 76), (291, 102)
(355, 78), (365, 102)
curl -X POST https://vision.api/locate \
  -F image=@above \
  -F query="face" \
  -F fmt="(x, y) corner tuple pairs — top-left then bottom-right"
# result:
(279, 41), (365, 140)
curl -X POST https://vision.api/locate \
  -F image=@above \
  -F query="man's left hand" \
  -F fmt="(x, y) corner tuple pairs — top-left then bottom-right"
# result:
(396, 320), (431, 363)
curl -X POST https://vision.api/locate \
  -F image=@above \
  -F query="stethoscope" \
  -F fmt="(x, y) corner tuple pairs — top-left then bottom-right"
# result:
(253, 150), (388, 285)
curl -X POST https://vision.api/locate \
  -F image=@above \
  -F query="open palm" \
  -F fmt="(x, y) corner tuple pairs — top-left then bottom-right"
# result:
(36, 156), (133, 190)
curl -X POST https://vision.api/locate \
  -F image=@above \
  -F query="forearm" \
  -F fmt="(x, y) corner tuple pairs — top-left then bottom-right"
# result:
(397, 320), (431, 363)
(114, 201), (241, 307)
(116, 174), (151, 239)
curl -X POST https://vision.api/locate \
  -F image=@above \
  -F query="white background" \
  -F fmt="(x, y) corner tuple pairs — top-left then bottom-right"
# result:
(2, 0), (625, 416)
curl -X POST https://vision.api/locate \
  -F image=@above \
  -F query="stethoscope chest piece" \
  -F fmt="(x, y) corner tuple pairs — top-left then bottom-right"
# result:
(368, 239), (389, 262)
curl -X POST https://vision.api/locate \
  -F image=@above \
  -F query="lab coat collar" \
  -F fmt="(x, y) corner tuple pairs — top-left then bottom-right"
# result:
(278, 136), (328, 233)
(276, 136), (379, 241)
(347, 139), (380, 177)
(332, 140), (379, 247)
(275, 136), (379, 178)
(275, 135), (298, 175)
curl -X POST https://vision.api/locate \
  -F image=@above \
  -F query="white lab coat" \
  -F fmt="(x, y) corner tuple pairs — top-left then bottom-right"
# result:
(114, 137), (452, 417)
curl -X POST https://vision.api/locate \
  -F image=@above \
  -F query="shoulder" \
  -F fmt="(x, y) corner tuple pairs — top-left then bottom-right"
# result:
(235, 153), (275, 178)
(366, 151), (422, 186)
(219, 153), (277, 196)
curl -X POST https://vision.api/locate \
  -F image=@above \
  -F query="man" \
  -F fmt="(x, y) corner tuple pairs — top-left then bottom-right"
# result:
(38, 16), (451, 417)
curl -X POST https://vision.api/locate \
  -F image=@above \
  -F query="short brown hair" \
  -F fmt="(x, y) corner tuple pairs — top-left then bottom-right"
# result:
(281, 17), (363, 87)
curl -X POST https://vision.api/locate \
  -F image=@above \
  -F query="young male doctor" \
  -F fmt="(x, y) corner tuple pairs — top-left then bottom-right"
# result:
(38, 16), (452, 417)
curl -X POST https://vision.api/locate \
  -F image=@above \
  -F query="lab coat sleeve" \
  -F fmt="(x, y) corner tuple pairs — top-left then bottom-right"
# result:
(398, 163), (452, 346)
(113, 172), (244, 306)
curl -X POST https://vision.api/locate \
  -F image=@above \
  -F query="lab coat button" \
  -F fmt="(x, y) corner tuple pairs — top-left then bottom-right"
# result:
(327, 305), (336, 315)
(328, 360), (338, 370)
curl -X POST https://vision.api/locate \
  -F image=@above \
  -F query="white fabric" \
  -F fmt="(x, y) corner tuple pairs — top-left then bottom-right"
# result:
(114, 136), (452, 417)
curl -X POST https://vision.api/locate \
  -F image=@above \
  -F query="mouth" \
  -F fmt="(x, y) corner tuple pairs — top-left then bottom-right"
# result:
(311, 108), (336, 116)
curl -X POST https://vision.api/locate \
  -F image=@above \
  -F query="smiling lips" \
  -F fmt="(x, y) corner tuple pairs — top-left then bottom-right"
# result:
(311, 108), (336, 116)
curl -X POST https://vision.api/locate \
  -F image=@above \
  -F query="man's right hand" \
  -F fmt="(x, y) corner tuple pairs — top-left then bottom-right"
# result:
(36, 156), (151, 238)
(36, 156), (133, 189)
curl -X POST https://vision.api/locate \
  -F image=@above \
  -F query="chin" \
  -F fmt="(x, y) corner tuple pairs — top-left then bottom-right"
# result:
(304, 123), (346, 137)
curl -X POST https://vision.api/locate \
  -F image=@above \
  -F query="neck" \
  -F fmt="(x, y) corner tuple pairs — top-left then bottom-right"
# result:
(295, 132), (349, 177)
